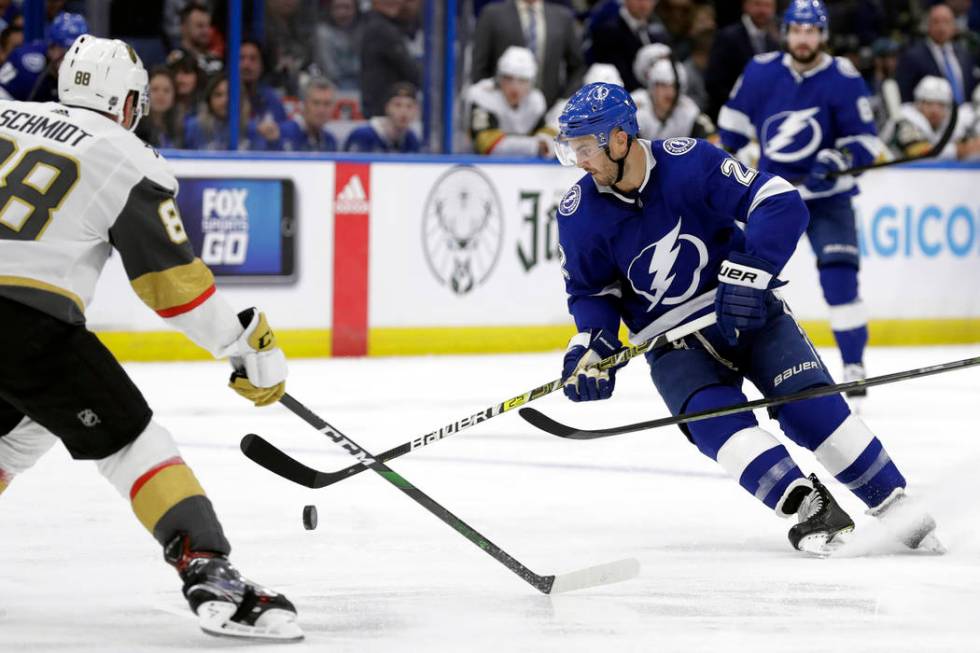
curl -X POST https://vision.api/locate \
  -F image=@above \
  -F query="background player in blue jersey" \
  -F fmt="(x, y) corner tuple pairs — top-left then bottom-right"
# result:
(0, 12), (87, 102)
(718, 0), (884, 402)
(553, 81), (939, 555)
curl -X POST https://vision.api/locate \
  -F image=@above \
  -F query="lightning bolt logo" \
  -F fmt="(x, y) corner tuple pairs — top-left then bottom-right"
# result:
(627, 218), (709, 312)
(763, 107), (822, 163)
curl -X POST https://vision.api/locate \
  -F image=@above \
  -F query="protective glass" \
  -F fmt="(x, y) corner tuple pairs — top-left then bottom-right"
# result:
(554, 134), (605, 167)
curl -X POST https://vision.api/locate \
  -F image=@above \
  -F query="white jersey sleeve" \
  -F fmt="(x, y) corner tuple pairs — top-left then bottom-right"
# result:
(0, 100), (241, 356)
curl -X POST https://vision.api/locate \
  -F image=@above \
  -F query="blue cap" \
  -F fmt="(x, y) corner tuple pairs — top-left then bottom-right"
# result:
(49, 12), (89, 49)
(782, 0), (829, 31)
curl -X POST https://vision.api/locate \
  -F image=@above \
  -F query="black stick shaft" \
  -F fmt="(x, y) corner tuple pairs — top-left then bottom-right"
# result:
(295, 314), (717, 488)
(277, 393), (556, 593)
(521, 354), (980, 439)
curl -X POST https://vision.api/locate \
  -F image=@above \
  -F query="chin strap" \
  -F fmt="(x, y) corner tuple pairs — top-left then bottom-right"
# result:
(606, 134), (634, 186)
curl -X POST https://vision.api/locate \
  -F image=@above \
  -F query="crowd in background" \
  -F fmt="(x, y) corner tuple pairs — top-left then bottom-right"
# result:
(0, 0), (978, 157)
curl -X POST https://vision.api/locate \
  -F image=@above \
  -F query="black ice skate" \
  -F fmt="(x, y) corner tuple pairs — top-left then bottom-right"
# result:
(868, 487), (945, 554)
(788, 474), (855, 556)
(165, 535), (303, 641)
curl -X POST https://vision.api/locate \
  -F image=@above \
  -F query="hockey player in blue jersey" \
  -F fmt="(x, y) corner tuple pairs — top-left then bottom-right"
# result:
(0, 12), (87, 102)
(552, 81), (940, 554)
(718, 0), (883, 401)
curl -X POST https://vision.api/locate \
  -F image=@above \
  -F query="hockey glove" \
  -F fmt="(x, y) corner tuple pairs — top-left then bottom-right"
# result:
(715, 252), (785, 346)
(806, 148), (850, 194)
(221, 308), (288, 407)
(562, 329), (623, 402)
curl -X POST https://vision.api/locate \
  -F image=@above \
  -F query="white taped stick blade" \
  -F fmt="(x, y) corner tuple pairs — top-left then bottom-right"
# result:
(547, 557), (640, 594)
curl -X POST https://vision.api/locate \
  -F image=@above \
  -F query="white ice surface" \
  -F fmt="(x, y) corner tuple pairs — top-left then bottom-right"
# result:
(2, 345), (979, 652)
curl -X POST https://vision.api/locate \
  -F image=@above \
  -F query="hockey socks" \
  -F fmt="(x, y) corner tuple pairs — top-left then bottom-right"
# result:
(820, 265), (868, 366)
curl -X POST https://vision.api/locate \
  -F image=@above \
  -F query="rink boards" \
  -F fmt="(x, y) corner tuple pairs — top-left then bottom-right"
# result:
(84, 153), (980, 360)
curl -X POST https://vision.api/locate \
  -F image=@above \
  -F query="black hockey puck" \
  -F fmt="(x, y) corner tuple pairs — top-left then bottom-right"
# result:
(302, 504), (318, 530)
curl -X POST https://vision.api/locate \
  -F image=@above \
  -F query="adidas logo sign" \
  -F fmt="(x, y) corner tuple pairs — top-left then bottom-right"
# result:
(335, 175), (369, 214)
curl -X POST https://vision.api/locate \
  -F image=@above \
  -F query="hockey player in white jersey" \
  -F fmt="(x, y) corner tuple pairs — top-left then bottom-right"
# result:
(632, 58), (717, 141)
(466, 46), (556, 157)
(0, 36), (302, 641)
(881, 76), (980, 160)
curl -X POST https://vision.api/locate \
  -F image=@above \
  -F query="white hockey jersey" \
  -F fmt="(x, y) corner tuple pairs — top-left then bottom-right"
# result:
(880, 102), (972, 161)
(631, 91), (716, 141)
(0, 100), (241, 355)
(465, 78), (555, 156)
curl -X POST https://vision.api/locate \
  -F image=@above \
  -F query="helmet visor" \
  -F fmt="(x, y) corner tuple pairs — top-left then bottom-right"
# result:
(554, 134), (605, 167)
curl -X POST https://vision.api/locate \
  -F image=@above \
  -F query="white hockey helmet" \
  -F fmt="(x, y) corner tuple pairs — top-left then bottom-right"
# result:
(914, 75), (953, 105)
(583, 63), (624, 87)
(632, 43), (671, 90)
(59, 35), (149, 131)
(496, 46), (537, 81)
(646, 58), (688, 92)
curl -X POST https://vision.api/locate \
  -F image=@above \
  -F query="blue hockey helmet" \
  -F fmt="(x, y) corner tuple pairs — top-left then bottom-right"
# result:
(555, 82), (638, 167)
(782, 0), (829, 36)
(49, 12), (89, 50)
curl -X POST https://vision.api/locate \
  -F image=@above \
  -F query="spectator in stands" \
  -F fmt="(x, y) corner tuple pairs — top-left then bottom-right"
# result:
(167, 2), (222, 78)
(466, 46), (555, 157)
(345, 81), (421, 152)
(240, 39), (287, 123)
(589, 0), (670, 92)
(704, 0), (777, 119)
(633, 57), (717, 140)
(314, 0), (363, 91)
(0, 11), (85, 102)
(681, 3), (714, 110)
(183, 73), (277, 150)
(136, 66), (183, 149)
(896, 3), (976, 103)
(360, 0), (421, 118)
(279, 76), (340, 152)
(265, 0), (316, 96)
(0, 24), (22, 65)
(0, 1), (18, 33)
(882, 75), (980, 160)
(656, 0), (696, 59)
(471, 0), (585, 107)
(168, 49), (205, 121)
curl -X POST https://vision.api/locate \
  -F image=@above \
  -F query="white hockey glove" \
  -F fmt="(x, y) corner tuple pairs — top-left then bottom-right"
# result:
(220, 308), (288, 407)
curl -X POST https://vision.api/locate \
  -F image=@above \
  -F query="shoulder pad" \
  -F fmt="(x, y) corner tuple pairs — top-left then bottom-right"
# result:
(118, 133), (177, 193)
(834, 57), (862, 79)
(753, 52), (781, 65)
(661, 137), (697, 156)
(528, 88), (547, 114)
(557, 183), (583, 217)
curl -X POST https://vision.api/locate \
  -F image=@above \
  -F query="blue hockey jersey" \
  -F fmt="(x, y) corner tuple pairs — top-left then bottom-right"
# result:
(557, 137), (807, 343)
(0, 42), (56, 103)
(343, 118), (421, 154)
(718, 52), (882, 200)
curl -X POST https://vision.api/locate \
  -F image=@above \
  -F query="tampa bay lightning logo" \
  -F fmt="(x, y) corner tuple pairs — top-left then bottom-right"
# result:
(627, 217), (709, 312)
(761, 107), (822, 163)
(558, 184), (581, 216)
(590, 85), (610, 101)
(663, 137), (696, 156)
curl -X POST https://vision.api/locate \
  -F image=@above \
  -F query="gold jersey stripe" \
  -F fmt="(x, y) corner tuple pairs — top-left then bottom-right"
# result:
(0, 275), (85, 312)
(131, 463), (206, 533)
(129, 258), (215, 313)
(474, 129), (506, 154)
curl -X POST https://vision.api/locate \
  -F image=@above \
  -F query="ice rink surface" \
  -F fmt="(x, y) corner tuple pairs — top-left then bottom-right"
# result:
(2, 345), (979, 652)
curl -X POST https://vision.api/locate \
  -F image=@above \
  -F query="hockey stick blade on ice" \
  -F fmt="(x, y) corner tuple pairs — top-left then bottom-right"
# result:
(242, 313), (716, 490)
(256, 394), (640, 594)
(520, 354), (980, 440)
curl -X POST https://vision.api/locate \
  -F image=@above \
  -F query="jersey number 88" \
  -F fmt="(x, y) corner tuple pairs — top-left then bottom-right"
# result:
(0, 134), (80, 241)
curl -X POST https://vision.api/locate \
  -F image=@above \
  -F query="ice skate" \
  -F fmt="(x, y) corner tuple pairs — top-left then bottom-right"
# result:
(788, 474), (855, 556)
(843, 363), (867, 410)
(165, 535), (303, 641)
(868, 488), (945, 554)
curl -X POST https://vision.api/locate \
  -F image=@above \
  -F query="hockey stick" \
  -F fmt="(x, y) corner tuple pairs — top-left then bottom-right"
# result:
(241, 313), (716, 490)
(245, 393), (640, 594)
(519, 354), (980, 440)
(825, 100), (959, 178)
